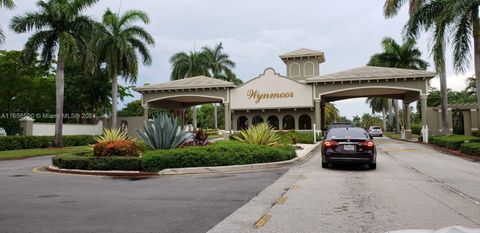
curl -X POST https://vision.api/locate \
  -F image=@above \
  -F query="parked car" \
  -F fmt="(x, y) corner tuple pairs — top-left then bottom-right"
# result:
(326, 122), (353, 132)
(0, 127), (6, 136)
(321, 127), (376, 170)
(368, 126), (383, 137)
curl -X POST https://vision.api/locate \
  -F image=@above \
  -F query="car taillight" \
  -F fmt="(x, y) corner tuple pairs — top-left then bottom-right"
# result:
(361, 140), (375, 149)
(324, 140), (338, 148)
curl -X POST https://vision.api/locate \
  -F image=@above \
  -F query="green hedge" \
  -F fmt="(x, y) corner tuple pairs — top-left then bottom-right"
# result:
(52, 155), (142, 171)
(429, 135), (480, 150)
(411, 124), (422, 135)
(141, 140), (296, 172)
(459, 142), (480, 156)
(473, 131), (480, 138)
(0, 135), (96, 151)
(232, 131), (316, 144)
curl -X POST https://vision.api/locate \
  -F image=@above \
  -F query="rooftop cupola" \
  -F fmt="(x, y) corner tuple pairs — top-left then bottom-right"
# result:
(279, 48), (325, 81)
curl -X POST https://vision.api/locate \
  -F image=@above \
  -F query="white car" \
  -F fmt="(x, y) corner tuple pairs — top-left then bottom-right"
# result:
(368, 126), (383, 137)
(0, 127), (6, 137)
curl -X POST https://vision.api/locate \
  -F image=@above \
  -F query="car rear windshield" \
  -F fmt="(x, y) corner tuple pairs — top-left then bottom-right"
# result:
(327, 128), (369, 139)
(330, 123), (352, 129)
(371, 126), (381, 129)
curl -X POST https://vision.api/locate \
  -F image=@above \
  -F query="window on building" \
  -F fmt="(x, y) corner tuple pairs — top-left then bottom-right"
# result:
(237, 116), (249, 130)
(304, 62), (314, 77)
(252, 115), (264, 126)
(290, 63), (300, 77)
(267, 115), (279, 130)
(299, 114), (312, 130)
(283, 115), (295, 130)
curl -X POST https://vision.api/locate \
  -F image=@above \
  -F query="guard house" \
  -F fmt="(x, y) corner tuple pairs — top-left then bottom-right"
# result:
(135, 48), (437, 140)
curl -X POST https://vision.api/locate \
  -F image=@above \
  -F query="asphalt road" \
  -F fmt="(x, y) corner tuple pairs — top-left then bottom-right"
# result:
(209, 137), (480, 233)
(0, 156), (287, 233)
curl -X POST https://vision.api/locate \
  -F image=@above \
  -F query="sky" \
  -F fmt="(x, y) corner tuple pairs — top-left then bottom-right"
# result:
(0, 0), (474, 119)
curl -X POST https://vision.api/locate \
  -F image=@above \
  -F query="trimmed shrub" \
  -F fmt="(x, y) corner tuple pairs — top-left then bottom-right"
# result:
(141, 140), (296, 172)
(473, 130), (480, 138)
(52, 155), (142, 171)
(429, 135), (480, 150)
(93, 140), (141, 157)
(277, 131), (315, 144)
(233, 123), (280, 146)
(459, 142), (480, 156)
(411, 124), (422, 135)
(0, 135), (96, 151)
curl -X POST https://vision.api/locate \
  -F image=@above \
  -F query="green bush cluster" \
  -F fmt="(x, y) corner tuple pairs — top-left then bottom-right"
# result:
(0, 135), (96, 151)
(53, 140), (296, 172)
(459, 142), (480, 156)
(472, 130), (480, 137)
(429, 135), (480, 150)
(52, 155), (142, 171)
(411, 124), (422, 135)
(277, 131), (315, 144)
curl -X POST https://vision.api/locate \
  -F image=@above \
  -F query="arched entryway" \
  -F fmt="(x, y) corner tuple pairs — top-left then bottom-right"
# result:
(252, 115), (264, 126)
(267, 115), (279, 130)
(237, 116), (249, 130)
(283, 115), (295, 130)
(298, 114), (312, 130)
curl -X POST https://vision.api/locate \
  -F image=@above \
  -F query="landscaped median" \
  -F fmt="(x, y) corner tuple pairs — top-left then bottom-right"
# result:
(48, 116), (318, 176)
(428, 135), (480, 157)
(52, 140), (298, 173)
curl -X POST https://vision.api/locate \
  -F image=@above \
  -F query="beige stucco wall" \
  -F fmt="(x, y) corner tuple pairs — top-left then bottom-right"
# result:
(142, 89), (229, 108)
(107, 116), (144, 139)
(284, 59), (320, 80)
(230, 68), (313, 110)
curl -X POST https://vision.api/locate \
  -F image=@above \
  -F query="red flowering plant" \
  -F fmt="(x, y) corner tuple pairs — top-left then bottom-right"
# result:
(93, 140), (141, 157)
(183, 129), (211, 147)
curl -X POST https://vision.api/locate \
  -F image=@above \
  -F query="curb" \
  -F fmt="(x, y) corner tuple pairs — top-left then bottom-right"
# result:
(46, 165), (158, 177)
(386, 136), (480, 162)
(45, 143), (321, 176)
(158, 143), (320, 175)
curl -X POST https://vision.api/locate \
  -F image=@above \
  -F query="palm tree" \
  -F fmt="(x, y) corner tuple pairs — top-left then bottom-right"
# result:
(0, 0), (15, 44)
(10, 0), (98, 146)
(366, 97), (388, 130)
(325, 103), (340, 125)
(406, 0), (480, 116)
(368, 37), (428, 133)
(95, 9), (155, 129)
(202, 43), (236, 80)
(169, 51), (210, 80)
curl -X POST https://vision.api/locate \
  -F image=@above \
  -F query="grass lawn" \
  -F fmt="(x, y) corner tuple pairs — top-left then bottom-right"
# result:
(0, 146), (92, 161)
(384, 132), (420, 140)
(207, 134), (223, 139)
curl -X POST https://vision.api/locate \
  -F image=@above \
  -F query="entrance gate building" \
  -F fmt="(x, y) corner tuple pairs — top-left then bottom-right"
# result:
(135, 48), (437, 140)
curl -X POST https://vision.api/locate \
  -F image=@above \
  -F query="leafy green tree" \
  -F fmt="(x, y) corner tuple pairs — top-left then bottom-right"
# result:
(202, 43), (242, 84)
(325, 103), (340, 125)
(10, 0), (99, 146)
(366, 97), (388, 130)
(0, 0), (15, 44)
(94, 8), (155, 129)
(195, 104), (225, 129)
(170, 51), (210, 80)
(367, 37), (428, 70)
(0, 50), (55, 129)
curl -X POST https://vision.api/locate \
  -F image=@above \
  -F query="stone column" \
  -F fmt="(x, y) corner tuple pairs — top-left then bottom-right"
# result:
(214, 104), (218, 129)
(314, 99), (321, 133)
(192, 106), (197, 130)
(403, 101), (412, 139)
(224, 103), (231, 132)
(420, 95), (428, 127)
(143, 106), (149, 122)
(471, 108), (479, 133)
(19, 117), (34, 136)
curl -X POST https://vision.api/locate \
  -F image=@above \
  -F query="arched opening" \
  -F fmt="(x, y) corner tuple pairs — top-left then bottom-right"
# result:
(267, 115), (279, 130)
(283, 115), (295, 130)
(304, 62), (314, 77)
(290, 63), (300, 77)
(252, 115), (264, 126)
(298, 114), (312, 130)
(237, 116), (249, 130)
(452, 111), (464, 135)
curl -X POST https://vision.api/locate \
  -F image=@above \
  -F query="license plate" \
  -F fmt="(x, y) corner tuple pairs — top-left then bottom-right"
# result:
(343, 145), (355, 151)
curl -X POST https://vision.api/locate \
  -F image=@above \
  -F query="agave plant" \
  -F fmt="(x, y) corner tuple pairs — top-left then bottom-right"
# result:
(233, 123), (280, 146)
(95, 128), (128, 143)
(136, 113), (191, 149)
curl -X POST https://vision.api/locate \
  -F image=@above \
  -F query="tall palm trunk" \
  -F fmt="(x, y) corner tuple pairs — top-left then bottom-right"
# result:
(394, 100), (400, 133)
(381, 105), (387, 131)
(473, 8), (480, 113)
(54, 50), (65, 147)
(439, 67), (449, 134)
(111, 65), (118, 129)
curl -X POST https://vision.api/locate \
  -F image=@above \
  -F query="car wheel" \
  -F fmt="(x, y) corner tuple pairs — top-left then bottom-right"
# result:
(369, 163), (376, 170)
(322, 162), (328, 168)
